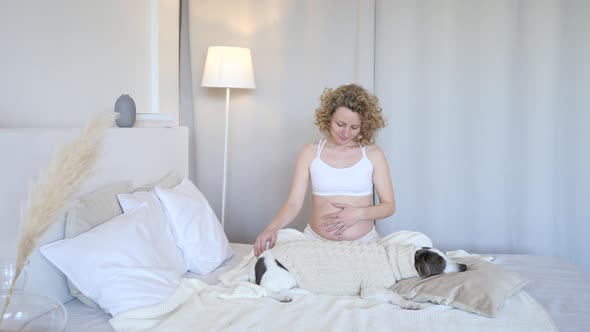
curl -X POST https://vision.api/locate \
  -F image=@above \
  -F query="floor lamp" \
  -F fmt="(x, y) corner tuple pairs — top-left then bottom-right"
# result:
(201, 46), (256, 229)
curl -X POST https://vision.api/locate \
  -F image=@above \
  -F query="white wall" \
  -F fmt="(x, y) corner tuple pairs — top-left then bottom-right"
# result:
(0, 0), (179, 128)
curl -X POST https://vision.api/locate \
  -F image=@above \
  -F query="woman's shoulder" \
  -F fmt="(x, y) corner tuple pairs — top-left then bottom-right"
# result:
(303, 138), (327, 152)
(297, 142), (319, 161)
(363, 142), (384, 154)
(301, 142), (318, 153)
(363, 143), (387, 160)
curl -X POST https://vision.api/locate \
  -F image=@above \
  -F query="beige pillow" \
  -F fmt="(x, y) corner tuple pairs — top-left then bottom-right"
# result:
(391, 258), (528, 317)
(134, 170), (182, 192)
(64, 181), (132, 308)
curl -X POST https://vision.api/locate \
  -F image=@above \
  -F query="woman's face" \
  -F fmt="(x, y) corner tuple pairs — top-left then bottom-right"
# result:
(329, 106), (361, 145)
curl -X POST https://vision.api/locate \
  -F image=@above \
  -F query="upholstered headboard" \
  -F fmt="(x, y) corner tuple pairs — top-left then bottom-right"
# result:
(0, 127), (188, 301)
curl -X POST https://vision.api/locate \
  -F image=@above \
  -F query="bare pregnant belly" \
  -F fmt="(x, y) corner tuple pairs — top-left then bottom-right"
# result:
(310, 195), (374, 241)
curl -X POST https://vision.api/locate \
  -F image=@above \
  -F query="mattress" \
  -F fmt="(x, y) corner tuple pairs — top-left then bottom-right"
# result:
(64, 243), (590, 332)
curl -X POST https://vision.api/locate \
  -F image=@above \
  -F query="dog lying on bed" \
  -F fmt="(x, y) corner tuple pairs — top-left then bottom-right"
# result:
(249, 232), (467, 309)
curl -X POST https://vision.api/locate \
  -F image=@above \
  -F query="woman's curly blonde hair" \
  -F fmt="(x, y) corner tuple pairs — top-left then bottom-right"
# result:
(314, 84), (386, 145)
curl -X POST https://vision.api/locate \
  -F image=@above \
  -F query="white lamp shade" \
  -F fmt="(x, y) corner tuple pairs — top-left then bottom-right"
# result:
(201, 46), (256, 89)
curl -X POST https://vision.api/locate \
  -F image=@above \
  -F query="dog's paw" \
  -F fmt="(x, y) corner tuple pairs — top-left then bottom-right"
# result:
(397, 300), (422, 310)
(278, 295), (293, 303)
(270, 293), (293, 303)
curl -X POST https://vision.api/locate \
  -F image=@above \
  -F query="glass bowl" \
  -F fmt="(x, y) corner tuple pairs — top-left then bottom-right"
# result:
(0, 290), (67, 332)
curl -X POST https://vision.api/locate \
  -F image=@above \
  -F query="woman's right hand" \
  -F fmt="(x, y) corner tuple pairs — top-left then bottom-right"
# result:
(254, 226), (279, 257)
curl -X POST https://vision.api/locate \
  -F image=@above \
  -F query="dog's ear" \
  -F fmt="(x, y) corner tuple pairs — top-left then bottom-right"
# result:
(415, 248), (446, 278)
(415, 256), (431, 278)
(415, 249), (431, 278)
(254, 257), (267, 285)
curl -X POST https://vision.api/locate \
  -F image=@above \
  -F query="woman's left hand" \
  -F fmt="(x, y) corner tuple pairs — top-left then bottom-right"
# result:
(322, 203), (361, 235)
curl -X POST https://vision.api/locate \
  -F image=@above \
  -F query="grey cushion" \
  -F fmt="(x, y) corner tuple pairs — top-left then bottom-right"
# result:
(391, 258), (528, 317)
(64, 181), (132, 308)
(26, 213), (73, 304)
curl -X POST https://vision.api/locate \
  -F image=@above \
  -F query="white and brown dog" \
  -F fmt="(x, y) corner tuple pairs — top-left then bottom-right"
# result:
(249, 231), (467, 309)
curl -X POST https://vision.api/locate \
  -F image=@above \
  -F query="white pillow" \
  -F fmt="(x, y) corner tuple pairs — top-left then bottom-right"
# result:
(155, 179), (233, 274)
(118, 191), (168, 227)
(40, 203), (186, 316)
(117, 191), (188, 271)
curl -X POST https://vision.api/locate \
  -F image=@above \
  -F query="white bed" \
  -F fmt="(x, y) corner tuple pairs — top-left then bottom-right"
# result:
(61, 243), (590, 332)
(66, 243), (590, 332)
(2, 127), (589, 331)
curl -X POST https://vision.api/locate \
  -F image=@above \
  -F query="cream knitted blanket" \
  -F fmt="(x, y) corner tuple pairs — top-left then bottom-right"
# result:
(269, 233), (431, 295)
(219, 229), (434, 296)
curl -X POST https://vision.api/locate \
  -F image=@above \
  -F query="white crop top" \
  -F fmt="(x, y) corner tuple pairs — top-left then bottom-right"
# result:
(310, 138), (373, 196)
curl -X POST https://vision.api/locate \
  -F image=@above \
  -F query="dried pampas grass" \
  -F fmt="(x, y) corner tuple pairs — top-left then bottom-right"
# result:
(1, 112), (116, 321)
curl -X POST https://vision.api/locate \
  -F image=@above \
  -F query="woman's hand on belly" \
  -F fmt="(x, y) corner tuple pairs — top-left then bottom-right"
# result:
(322, 202), (362, 235)
(311, 195), (373, 241)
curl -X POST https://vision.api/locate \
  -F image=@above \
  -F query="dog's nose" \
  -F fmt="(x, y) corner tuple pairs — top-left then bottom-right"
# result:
(458, 263), (467, 272)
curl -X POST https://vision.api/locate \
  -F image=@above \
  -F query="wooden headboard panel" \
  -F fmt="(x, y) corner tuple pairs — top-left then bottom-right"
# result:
(0, 127), (189, 258)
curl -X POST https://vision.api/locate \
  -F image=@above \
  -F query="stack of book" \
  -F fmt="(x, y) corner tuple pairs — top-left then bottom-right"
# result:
(135, 113), (176, 128)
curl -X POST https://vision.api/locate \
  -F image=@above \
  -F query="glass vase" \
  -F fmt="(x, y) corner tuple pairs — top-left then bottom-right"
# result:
(0, 259), (27, 292)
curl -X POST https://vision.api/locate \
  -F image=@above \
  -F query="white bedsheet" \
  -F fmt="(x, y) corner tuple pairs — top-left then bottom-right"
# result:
(110, 278), (556, 332)
(493, 255), (590, 332)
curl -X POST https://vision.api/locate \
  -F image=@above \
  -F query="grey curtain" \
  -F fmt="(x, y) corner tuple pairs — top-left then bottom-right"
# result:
(375, 0), (590, 272)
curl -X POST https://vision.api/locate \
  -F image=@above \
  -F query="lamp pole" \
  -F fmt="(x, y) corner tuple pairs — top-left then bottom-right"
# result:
(221, 88), (230, 228)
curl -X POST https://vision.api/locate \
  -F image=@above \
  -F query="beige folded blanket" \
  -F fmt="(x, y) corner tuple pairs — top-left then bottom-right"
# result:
(267, 230), (430, 295)
(221, 229), (432, 296)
